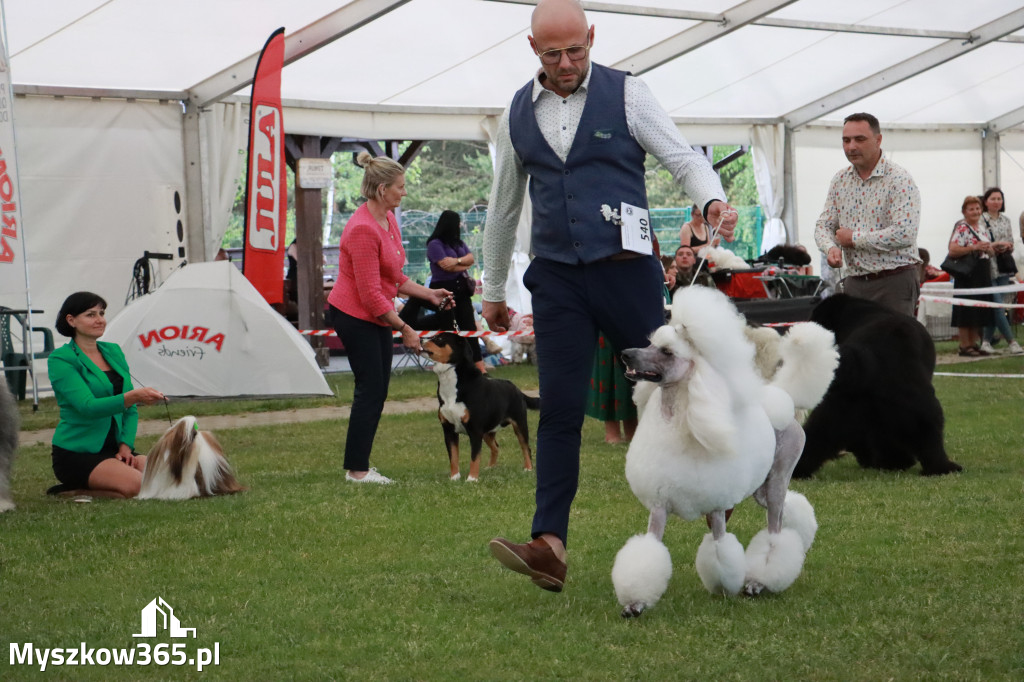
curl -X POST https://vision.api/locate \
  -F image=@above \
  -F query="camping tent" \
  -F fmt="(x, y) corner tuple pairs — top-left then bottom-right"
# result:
(103, 262), (332, 398)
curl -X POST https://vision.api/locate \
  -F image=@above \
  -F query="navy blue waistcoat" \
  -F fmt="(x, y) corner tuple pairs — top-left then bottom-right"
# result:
(509, 64), (649, 264)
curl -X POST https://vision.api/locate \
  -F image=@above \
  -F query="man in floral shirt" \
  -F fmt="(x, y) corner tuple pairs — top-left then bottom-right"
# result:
(814, 112), (922, 316)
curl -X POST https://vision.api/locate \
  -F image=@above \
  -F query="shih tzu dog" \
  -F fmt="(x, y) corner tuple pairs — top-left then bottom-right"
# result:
(138, 416), (245, 500)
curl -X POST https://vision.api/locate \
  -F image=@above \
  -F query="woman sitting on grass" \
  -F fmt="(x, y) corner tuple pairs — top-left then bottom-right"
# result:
(48, 292), (166, 497)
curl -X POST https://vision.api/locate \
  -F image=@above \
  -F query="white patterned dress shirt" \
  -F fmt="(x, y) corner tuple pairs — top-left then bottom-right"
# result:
(814, 154), (921, 277)
(482, 65), (726, 302)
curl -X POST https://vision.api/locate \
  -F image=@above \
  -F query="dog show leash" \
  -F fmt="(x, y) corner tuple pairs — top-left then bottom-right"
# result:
(689, 209), (738, 287)
(442, 293), (458, 333)
(128, 368), (173, 424)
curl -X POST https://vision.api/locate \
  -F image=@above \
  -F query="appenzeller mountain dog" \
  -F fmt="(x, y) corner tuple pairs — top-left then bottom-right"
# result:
(421, 332), (540, 481)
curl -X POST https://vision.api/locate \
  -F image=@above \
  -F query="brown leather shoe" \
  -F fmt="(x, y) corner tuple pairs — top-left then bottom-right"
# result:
(489, 537), (566, 592)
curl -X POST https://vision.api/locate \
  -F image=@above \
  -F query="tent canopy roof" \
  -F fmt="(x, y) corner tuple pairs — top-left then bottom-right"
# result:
(8, 0), (1024, 132)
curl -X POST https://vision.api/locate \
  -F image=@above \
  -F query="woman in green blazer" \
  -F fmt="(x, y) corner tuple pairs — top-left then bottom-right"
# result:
(49, 292), (166, 497)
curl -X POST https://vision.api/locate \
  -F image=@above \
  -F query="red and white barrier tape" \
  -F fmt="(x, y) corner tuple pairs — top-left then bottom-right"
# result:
(298, 328), (535, 338)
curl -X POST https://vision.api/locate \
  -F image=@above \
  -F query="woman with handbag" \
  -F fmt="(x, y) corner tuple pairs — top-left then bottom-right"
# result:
(978, 187), (1023, 355)
(425, 210), (485, 370)
(947, 195), (995, 357)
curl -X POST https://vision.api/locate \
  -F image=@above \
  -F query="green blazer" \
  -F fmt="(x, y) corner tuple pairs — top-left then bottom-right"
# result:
(48, 340), (138, 453)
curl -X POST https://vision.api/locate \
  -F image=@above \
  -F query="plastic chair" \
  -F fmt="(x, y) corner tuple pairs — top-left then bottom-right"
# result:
(0, 307), (54, 400)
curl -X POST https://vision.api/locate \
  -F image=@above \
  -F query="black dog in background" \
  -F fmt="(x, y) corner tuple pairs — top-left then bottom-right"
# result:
(794, 294), (962, 478)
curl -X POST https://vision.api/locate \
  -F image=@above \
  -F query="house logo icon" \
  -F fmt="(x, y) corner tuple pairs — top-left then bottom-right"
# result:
(133, 597), (196, 638)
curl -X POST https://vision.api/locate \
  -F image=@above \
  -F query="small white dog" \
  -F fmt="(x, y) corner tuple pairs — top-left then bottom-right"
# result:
(697, 245), (751, 271)
(138, 416), (244, 500)
(611, 287), (838, 617)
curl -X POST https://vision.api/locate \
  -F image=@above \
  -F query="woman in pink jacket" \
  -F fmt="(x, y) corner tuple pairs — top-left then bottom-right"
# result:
(327, 152), (452, 484)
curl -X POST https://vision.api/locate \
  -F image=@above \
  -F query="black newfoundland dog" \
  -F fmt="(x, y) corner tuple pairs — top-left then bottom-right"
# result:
(793, 294), (962, 478)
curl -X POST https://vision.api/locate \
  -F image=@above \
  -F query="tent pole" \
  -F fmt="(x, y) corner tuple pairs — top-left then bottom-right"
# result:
(782, 125), (798, 244)
(982, 127), (1000, 190)
(183, 101), (207, 263)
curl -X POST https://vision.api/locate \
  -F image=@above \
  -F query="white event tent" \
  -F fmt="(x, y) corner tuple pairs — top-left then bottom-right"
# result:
(3, 0), (1024, 392)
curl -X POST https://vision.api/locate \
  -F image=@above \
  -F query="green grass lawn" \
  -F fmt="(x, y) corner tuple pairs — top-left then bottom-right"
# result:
(2, 358), (1023, 680)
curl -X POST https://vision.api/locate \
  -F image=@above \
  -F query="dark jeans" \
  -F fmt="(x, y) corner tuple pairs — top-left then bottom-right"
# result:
(524, 256), (665, 546)
(329, 306), (393, 472)
(983, 274), (1015, 343)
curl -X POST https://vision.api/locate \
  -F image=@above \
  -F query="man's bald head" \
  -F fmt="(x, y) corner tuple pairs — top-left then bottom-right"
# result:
(531, 0), (587, 35)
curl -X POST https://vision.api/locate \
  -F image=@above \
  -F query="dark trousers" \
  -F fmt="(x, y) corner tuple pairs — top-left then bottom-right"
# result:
(524, 256), (666, 546)
(329, 306), (393, 472)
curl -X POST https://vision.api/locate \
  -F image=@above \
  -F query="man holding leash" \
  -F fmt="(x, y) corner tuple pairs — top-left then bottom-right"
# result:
(482, 0), (737, 593)
(814, 112), (922, 317)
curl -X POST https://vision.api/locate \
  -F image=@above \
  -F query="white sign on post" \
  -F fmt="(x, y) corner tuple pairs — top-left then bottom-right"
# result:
(297, 158), (332, 189)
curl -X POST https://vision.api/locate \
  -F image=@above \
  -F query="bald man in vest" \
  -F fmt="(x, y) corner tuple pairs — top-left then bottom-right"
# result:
(483, 0), (738, 593)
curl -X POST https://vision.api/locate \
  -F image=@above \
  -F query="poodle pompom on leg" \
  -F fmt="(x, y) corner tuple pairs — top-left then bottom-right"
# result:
(782, 490), (817, 552)
(743, 528), (806, 596)
(612, 533), (673, 618)
(694, 532), (746, 596)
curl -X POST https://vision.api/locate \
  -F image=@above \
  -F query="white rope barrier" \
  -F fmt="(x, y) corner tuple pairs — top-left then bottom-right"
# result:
(919, 281), (1024, 310)
(917, 296), (1024, 309)
(934, 372), (1024, 379)
(932, 282), (1024, 296)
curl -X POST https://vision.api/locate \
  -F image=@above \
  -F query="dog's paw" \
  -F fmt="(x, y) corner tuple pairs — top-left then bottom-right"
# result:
(450, 472), (461, 481)
(742, 581), (765, 597)
(620, 602), (646, 618)
(921, 460), (963, 476)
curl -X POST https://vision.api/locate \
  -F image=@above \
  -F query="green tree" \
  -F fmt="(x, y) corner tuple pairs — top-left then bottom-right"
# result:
(401, 140), (493, 212)
(222, 155), (297, 249)
(645, 146), (757, 209)
(223, 140), (759, 249)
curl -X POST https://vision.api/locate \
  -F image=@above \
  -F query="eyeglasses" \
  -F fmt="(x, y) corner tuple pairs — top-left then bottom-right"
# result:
(537, 43), (589, 65)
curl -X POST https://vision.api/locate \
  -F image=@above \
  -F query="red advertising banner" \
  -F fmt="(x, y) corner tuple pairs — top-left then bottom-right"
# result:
(0, 7), (25, 276)
(242, 28), (286, 305)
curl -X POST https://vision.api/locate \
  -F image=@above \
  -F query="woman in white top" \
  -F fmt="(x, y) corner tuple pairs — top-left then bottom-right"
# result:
(978, 187), (1022, 354)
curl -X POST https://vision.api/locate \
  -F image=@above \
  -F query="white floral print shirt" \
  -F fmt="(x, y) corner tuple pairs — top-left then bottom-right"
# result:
(814, 154), (921, 277)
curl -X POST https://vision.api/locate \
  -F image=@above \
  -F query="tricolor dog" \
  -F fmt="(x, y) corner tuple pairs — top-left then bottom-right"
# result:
(421, 332), (540, 481)
(138, 416), (245, 500)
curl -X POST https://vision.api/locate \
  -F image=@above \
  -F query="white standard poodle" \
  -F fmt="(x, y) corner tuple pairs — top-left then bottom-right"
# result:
(611, 286), (838, 617)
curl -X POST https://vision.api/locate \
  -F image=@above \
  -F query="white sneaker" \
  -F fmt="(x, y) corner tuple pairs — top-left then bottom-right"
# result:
(1008, 341), (1024, 355)
(345, 468), (393, 484)
(979, 341), (996, 355)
